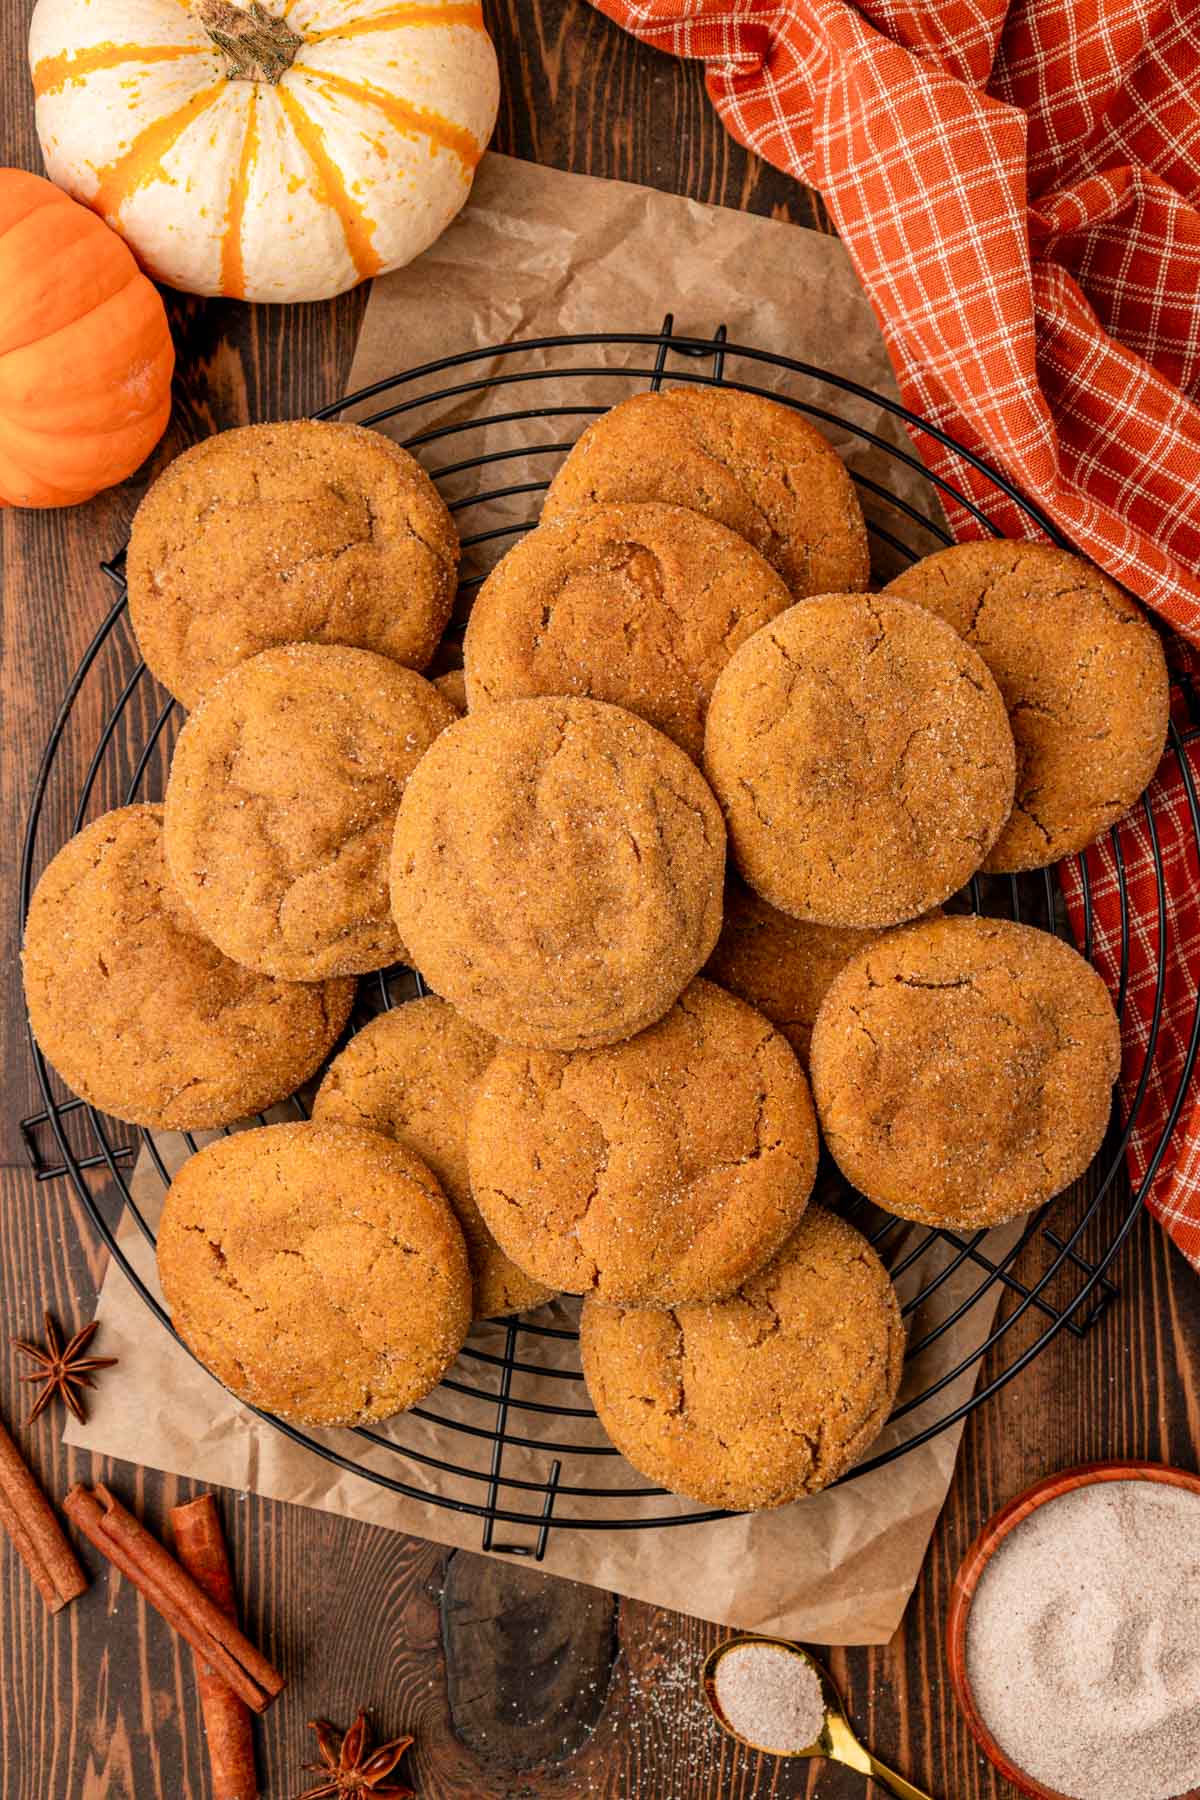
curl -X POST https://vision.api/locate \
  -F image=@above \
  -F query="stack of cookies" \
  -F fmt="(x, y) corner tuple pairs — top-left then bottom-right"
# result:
(22, 391), (1169, 1514)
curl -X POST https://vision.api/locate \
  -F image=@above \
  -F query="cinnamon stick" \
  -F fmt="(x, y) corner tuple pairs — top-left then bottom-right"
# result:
(63, 1484), (284, 1713)
(0, 1415), (87, 1612)
(171, 1496), (259, 1800)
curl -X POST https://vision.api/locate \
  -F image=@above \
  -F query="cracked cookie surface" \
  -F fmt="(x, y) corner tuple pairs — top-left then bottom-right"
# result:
(390, 696), (726, 1049)
(542, 388), (870, 597)
(703, 595), (1016, 926)
(884, 542), (1169, 871)
(468, 978), (818, 1306)
(21, 805), (354, 1130)
(580, 1207), (904, 1509)
(165, 645), (456, 981)
(313, 997), (553, 1320)
(156, 1120), (471, 1427)
(128, 420), (459, 709)
(464, 502), (792, 759)
(809, 915), (1121, 1228)
(704, 877), (939, 1066)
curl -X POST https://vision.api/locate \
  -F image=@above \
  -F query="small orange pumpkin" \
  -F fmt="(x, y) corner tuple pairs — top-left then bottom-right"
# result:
(0, 168), (174, 509)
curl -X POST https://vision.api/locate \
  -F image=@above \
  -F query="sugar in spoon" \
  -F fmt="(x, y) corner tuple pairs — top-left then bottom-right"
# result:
(702, 1634), (936, 1800)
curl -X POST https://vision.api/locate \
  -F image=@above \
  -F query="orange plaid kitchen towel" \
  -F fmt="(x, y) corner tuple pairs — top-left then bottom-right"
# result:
(595, 0), (1200, 1272)
(1058, 656), (1200, 1276)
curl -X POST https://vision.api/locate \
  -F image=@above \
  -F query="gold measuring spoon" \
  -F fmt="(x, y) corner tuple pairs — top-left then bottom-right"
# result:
(702, 1633), (936, 1800)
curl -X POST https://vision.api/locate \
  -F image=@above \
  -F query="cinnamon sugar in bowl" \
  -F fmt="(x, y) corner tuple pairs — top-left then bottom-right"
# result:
(947, 1462), (1200, 1800)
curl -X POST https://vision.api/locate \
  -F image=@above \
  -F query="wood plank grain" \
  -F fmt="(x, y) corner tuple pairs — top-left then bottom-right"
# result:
(441, 1554), (617, 1766)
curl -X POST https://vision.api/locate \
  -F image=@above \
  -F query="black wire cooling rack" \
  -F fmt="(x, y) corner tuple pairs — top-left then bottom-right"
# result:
(19, 316), (1200, 1559)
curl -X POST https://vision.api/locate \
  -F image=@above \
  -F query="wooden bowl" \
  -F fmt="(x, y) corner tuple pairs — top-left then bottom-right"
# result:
(946, 1459), (1200, 1800)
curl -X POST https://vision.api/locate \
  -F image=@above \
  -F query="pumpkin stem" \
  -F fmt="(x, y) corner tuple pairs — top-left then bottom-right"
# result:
(199, 0), (303, 83)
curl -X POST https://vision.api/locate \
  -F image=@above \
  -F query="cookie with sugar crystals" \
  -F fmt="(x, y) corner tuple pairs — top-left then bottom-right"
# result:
(542, 386), (869, 597)
(809, 914), (1121, 1229)
(581, 1207), (904, 1510)
(703, 595), (1015, 927)
(884, 541), (1168, 871)
(128, 419), (458, 708)
(157, 1120), (471, 1428)
(390, 696), (726, 1049)
(464, 501), (792, 759)
(22, 804), (354, 1130)
(468, 978), (818, 1306)
(164, 643), (455, 981)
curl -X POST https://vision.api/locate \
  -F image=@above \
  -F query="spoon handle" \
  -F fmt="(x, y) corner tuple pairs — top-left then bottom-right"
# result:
(863, 1751), (937, 1800)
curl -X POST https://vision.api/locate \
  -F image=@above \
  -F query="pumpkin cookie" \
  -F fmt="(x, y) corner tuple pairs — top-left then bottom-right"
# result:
(468, 979), (818, 1306)
(580, 1207), (904, 1510)
(433, 668), (467, 713)
(313, 997), (553, 1319)
(157, 1121), (471, 1428)
(165, 645), (455, 981)
(464, 503), (792, 759)
(390, 697), (726, 1049)
(809, 915), (1120, 1229)
(703, 596), (1016, 927)
(705, 879), (939, 1065)
(21, 805), (353, 1130)
(542, 387), (870, 596)
(884, 542), (1169, 871)
(128, 420), (458, 708)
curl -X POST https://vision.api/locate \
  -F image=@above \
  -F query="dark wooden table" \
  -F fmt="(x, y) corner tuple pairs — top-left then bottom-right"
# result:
(3, 4), (1198, 1796)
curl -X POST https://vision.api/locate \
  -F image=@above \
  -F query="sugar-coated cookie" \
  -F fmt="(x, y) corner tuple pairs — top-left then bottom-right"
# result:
(157, 1121), (471, 1427)
(703, 596), (1015, 927)
(128, 420), (458, 708)
(884, 542), (1168, 870)
(164, 644), (455, 980)
(581, 1208), (904, 1509)
(22, 805), (353, 1129)
(390, 697), (726, 1049)
(543, 387), (869, 597)
(809, 915), (1120, 1228)
(465, 502), (791, 759)
(468, 979), (818, 1305)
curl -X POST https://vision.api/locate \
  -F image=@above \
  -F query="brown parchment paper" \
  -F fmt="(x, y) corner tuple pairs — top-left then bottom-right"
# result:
(65, 154), (1001, 1648)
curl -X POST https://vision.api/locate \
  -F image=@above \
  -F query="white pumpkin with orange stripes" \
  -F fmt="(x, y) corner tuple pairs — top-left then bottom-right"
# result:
(28, 0), (498, 302)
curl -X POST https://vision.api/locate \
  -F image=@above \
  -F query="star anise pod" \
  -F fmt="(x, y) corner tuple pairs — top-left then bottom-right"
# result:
(293, 1708), (415, 1798)
(11, 1313), (119, 1425)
